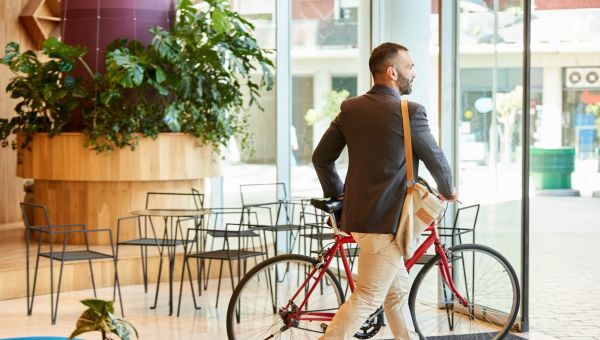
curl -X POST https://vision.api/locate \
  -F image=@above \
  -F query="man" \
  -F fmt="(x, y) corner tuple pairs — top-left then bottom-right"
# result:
(312, 42), (457, 339)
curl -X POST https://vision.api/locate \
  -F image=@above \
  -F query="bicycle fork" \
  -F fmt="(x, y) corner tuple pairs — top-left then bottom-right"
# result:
(435, 243), (469, 307)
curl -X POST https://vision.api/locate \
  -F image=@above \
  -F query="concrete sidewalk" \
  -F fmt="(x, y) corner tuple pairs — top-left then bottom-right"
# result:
(530, 196), (600, 339)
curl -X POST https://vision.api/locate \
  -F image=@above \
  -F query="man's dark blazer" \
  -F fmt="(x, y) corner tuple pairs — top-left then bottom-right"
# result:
(312, 84), (454, 234)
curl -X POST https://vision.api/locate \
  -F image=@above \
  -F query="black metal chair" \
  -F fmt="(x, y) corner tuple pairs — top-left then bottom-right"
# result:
(177, 220), (266, 313)
(199, 208), (264, 292)
(21, 202), (123, 324)
(115, 190), (202, 306)
(239, 183), (306, 257)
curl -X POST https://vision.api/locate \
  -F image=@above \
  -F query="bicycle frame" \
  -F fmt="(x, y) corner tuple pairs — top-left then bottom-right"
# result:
(284, 216), (469, 324)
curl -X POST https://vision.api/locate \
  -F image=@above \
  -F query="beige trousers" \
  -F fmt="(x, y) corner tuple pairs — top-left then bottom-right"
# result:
(319, 233), (418, 340)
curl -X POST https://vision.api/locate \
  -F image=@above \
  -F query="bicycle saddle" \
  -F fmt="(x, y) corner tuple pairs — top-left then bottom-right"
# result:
(310, 198), (343, 213)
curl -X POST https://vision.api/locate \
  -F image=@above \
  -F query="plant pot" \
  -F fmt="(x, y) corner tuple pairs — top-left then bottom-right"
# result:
(17, 132), (221, 245)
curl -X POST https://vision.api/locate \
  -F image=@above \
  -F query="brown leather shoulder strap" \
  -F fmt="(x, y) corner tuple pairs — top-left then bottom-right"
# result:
(401, 100), (414, 189)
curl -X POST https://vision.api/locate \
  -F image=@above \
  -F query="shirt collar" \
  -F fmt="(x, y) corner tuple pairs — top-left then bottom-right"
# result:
(368, 84), (401, 99)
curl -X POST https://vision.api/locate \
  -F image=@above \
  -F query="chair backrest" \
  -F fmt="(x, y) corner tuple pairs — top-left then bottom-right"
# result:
(452, 204), (480, 233)
(145, 191), (203, 210)
(239, 182), (287, 206)
(20, 202), (52, 230)
(191, 188), (205, 209)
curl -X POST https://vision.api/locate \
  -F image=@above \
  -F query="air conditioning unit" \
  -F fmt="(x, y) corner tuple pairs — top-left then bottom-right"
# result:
(565, 67), (600, 89)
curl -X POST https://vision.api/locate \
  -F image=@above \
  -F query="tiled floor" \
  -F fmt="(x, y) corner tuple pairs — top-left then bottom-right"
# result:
(0, 195), (598, 339)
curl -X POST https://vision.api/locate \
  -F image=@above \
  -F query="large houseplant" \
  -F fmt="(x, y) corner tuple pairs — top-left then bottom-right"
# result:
(0, 0), (273, 154)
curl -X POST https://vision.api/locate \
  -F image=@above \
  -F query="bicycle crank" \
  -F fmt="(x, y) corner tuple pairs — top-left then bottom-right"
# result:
(353, 306), (384, 339)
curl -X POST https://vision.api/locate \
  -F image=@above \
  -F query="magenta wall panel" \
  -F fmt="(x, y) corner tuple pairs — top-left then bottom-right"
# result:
(62, 0), (175, 74)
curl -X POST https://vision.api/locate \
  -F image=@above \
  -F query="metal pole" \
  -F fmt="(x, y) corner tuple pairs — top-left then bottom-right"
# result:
(520, 0), (532, 333)
(276, 0), (291, 250)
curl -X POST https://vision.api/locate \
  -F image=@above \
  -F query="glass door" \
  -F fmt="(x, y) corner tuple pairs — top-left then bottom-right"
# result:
(456, 0), (526, 328)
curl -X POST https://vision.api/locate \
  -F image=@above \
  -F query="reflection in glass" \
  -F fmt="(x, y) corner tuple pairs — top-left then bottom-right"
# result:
(290, 0), (361, 199)
(223, 0), (277, 206)
(457, 0), (524, 280)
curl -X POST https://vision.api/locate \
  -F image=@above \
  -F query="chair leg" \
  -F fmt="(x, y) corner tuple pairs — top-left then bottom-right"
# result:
(49, 259), (55, 324)
(113, 258), (124, 317)
(140, 245), (148, 293)
(151, 254), (164, 309)
(52, 260), (67, 325)
(204, 259), (213, 290)
(203, 237), (216, 291)
(265, 261), (277, 314)
(215, 261), (224, 308)
(187, 260), (200, 310)
(198, 259), (205, 296)
(228, 258), (236, 295)
(177, 259), (186, 316)
(196, 259), (201, 295)
(177, 257), (201, 317)
(88, 259), (97, 297)
(28, 254), (41, 316)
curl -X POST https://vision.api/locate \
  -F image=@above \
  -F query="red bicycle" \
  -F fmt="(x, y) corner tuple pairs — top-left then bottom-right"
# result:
(226, 198), (520, 339)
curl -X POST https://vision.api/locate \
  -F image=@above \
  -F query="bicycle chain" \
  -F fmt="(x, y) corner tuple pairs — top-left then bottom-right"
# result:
(285, 307), (338, 334)
(302, 307), (338, 313)
(293, 326), (325, 334)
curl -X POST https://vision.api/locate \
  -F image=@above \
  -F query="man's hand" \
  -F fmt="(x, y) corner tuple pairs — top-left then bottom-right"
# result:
(439, 190), (460, 203)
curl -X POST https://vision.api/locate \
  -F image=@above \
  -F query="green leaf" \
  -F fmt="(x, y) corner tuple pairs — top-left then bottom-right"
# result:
(64, 75), (75, 87)
(211, 8), (230, 34)
(81, 299), (114, 315)
(69, 309), (111, 339)
(107, 38), (129, 52)
(2, 42), (20, 64)
(153, 65), (166, 83)
(164, 103), (182, 132)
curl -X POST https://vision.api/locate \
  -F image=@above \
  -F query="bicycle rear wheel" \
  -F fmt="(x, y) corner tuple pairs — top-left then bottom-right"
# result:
(409, 244), (520, 340)
(226, 254), (345, 340)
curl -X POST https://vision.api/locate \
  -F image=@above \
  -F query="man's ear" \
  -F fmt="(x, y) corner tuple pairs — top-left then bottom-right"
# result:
(385, 66), (396, 79)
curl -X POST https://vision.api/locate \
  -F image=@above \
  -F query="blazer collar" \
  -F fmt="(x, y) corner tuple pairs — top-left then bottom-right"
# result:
(368, 84), (401, 99)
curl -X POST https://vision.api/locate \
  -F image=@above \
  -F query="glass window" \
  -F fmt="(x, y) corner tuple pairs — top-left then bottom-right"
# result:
(457, 0), (525, 289)
(290, 0), (362, 199)
(224, 0), (277, 206)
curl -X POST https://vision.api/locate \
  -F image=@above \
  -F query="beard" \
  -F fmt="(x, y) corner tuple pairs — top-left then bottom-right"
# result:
(396, 77), (412, 95)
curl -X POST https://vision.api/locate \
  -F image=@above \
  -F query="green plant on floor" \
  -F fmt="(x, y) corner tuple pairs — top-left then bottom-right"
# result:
(0, 0), (273, 154)
(69, 299), (137, 340)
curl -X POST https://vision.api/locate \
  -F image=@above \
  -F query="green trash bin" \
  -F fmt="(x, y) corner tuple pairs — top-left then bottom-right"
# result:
(530, 147), (576, 190)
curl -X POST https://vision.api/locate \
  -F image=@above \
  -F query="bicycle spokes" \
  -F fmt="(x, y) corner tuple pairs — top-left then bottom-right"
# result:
(409, 244), (520, 340)
(227, 255), (345, 339)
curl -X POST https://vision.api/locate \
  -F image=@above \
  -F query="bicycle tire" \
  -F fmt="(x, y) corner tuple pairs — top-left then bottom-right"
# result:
(408, 244), (520, 340)
(226, 254), (345, 340)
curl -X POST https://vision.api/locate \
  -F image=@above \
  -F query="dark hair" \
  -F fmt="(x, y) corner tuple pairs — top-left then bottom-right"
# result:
(368, 42), (408, 77)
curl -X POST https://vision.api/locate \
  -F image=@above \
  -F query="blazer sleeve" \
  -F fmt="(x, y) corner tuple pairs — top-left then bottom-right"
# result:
(410, 103), (454, 197)
(312, 114), (346, 198)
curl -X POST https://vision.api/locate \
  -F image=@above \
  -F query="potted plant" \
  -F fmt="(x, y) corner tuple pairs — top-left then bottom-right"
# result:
(70, 299), (137, 340)
(1, 0), (273, 153)
(0, 0), (274, 245)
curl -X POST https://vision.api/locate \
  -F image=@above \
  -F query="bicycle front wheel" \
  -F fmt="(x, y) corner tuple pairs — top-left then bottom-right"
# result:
(226, 254), (345, 340)
(409, 244), (520, 340)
